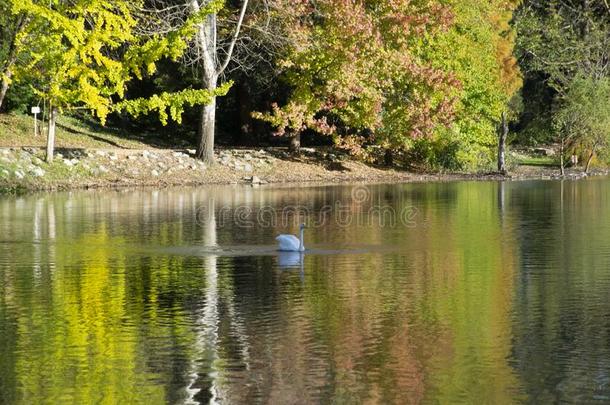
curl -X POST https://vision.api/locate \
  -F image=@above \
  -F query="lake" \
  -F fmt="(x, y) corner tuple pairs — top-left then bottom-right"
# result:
(2, 179), (610, 404)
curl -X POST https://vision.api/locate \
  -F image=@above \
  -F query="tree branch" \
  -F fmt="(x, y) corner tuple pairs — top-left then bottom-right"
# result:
(216, 0), (249, 76)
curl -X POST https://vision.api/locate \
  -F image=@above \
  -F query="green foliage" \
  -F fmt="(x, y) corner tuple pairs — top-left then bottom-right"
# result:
(10, 0), (140, 122)
(123, 0), (225, 79)
(114, 83), (232, 125)
(514, 0), (610, 148)
(5, 0), (224, 126)
(515, 0), (610, 94)
(554, 75), (610, 158)
(255, 0), (521, 170)
(421, 0), (522, 170)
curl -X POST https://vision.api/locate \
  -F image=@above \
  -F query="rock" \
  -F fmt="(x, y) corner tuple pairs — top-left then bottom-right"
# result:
(187, 149), (196, 155)
(244, 163), (253, 172)
(23, 147), (37, 154)
(0, 149), (9, 155)
(128, 155), (137, 160)
(244, 154), (252, 161)
(108, 154), (118, 161)
(19, 153), (32, 162)
(533, 147), (555, 157)
(172, 151), (187, 158)
(31, 167), (45, 177)
(95, 150), (107, 157)
(63, 159), (74, 167)
(151, 169), (159, 176)
(14, 170), (24, 179)
(142, 151), (151, 158)
(98, 165), (109, 173)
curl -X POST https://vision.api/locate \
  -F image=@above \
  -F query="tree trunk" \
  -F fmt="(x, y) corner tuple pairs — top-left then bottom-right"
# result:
(384, 149), (393, 166)
(0, 15), (27, 111)
(0, 71), (11, 111)
(196, 89), (217, 163)
(498, 111), (508, 174)
(559, 138), (565, 176)
(190, 0), (249, 163)
(46, 107), (58, 163)
(585, 151), (594, 173)
(192, 0), (218, 164)
(289, 132), (301, 153)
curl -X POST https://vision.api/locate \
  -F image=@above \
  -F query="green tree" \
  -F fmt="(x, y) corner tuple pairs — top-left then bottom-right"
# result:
(554, 75), (610, 173)
(514, 0), (610, 151)
(10, 0), (226, 162)
(419, 0), (522, 170)
(0, 1), (37, 111)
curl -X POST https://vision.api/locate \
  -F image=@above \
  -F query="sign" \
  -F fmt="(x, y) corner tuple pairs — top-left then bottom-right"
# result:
(31, 106), (41, 114)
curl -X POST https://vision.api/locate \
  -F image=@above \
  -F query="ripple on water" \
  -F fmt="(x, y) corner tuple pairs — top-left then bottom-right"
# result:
(2, 181), (610, 403)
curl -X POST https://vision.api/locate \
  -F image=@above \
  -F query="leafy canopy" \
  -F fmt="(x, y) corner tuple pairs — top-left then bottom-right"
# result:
(9, 0), (226, 124)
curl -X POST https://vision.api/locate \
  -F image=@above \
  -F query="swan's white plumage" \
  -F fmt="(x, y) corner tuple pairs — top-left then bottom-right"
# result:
(276, 234), (301, 251)
(276, 224), (306, 251)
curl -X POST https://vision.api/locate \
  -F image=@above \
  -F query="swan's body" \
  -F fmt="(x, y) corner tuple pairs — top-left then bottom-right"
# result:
(276, 224), (306, 252)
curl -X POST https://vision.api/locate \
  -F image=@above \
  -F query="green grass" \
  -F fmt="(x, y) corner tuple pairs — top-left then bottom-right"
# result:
(516, 156), (558, 167)
(0, 112), (166, 150)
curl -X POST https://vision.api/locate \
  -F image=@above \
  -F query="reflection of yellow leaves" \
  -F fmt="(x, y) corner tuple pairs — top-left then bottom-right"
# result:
(14, 227), (166, 403)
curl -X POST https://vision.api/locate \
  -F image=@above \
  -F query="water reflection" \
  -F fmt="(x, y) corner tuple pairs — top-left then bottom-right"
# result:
(277, 251), (304, 268)
(1, 180), (610, 403)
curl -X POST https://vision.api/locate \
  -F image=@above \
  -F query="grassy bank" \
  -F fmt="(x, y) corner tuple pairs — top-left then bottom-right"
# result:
(1, 113), (607, 194)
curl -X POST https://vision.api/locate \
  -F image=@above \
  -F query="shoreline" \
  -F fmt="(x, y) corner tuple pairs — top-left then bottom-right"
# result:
(1, 146), (608, 195)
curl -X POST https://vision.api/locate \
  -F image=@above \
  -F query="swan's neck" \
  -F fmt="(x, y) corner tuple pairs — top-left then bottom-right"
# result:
(299, 228), (305, 251)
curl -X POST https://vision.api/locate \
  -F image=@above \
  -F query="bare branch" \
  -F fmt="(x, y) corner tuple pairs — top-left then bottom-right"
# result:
(216, 0), (249, 76)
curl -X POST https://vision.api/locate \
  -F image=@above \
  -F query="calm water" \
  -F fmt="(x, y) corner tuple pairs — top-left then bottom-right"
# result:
(2, 179), (610, 404)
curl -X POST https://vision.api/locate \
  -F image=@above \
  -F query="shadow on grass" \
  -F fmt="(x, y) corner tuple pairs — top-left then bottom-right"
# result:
(57, 123), (127, 149)
(58, 113), (189, 149)
(260, 147), (355, 172)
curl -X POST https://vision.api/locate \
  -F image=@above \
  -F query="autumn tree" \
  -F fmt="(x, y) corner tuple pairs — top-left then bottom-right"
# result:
(253, 0), (458, 156)
(10, 0), (225, 162)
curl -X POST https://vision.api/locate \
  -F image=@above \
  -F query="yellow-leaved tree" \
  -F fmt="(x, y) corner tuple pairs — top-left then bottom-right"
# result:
(10, 0), (229, 162)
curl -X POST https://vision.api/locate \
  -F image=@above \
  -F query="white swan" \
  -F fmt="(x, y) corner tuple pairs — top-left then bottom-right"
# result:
(276, 223), (306, 252)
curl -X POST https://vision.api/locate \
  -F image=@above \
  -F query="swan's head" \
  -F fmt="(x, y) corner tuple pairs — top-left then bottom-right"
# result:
(299, 223), (306, 230)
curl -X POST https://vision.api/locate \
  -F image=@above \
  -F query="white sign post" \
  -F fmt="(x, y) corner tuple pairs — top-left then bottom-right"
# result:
(31, 106), (41, 137)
